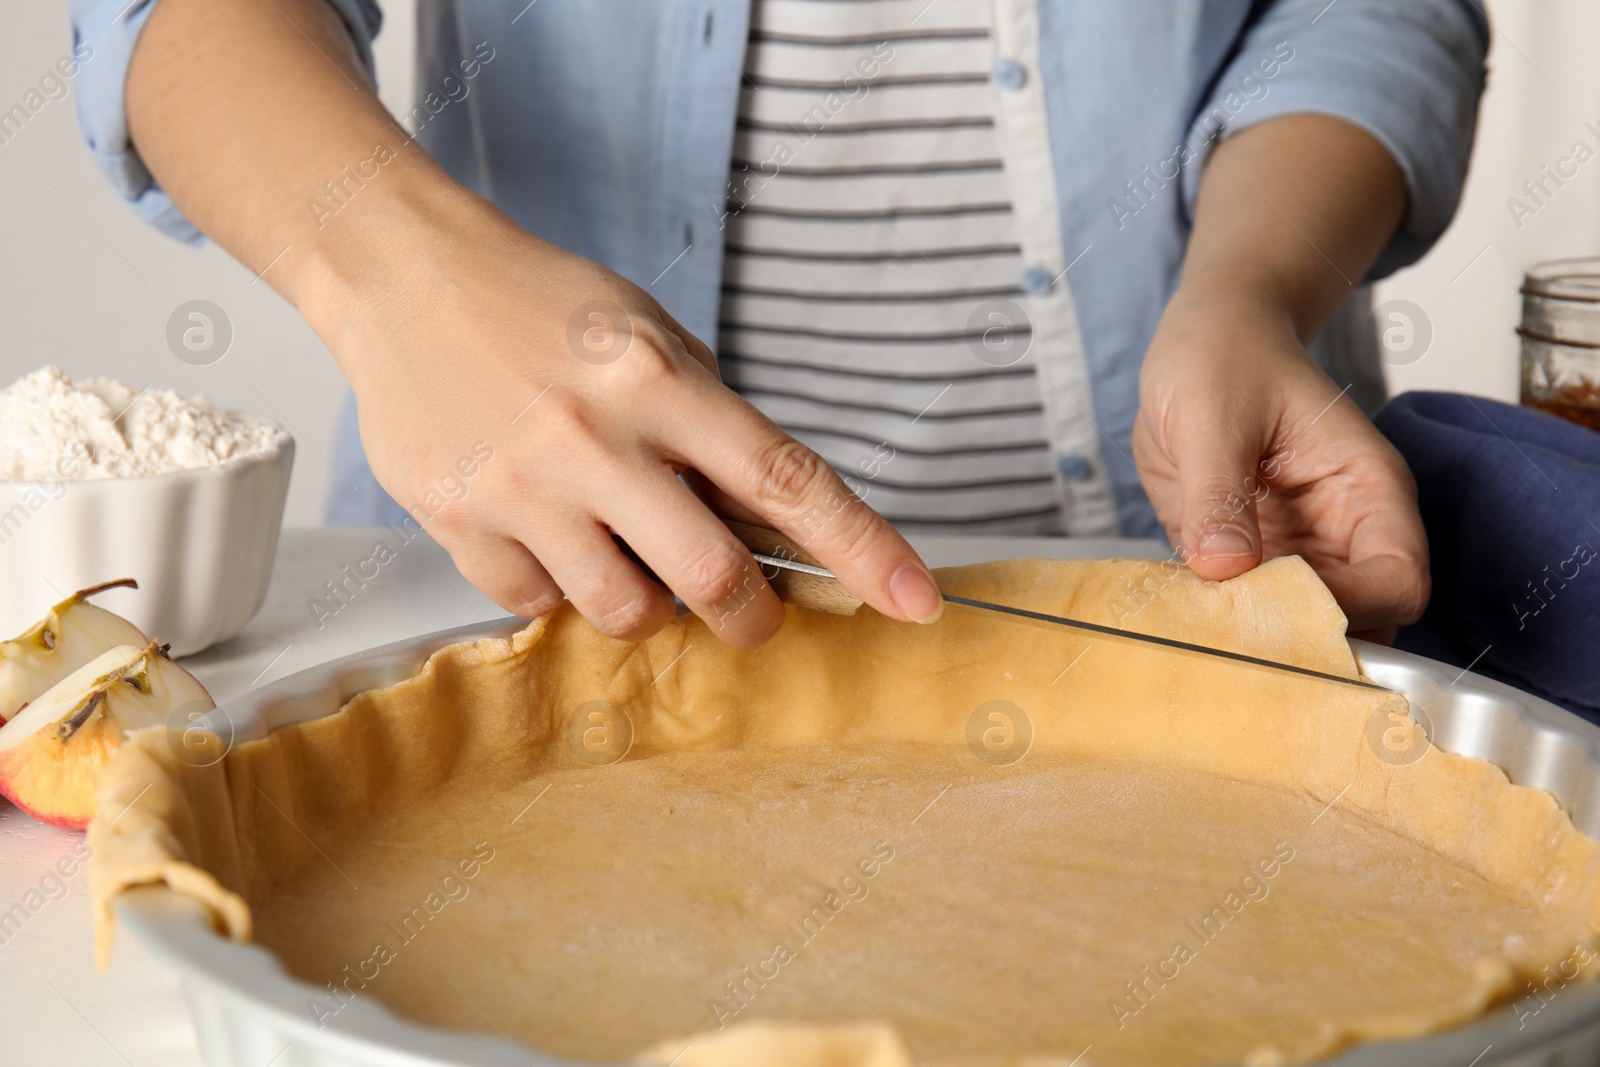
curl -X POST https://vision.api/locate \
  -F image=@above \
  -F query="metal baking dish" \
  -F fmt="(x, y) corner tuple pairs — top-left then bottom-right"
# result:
(115, 620), (1600, 1067)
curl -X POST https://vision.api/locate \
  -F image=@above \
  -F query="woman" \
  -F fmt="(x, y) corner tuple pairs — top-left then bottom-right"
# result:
(72, 0), (1486, 647)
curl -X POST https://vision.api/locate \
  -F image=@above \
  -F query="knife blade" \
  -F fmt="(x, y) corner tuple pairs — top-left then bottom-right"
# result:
(732, 529), (1388, 694)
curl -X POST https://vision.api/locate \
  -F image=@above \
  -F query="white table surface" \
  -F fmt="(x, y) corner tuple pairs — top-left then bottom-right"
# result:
(0, 527), (1162, 1067)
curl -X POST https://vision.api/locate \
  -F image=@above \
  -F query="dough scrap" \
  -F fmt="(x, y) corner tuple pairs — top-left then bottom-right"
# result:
(88, 557), (1600, 1066)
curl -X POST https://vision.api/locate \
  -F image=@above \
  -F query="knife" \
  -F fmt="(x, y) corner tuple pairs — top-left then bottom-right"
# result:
(722, 520), (1389, 693)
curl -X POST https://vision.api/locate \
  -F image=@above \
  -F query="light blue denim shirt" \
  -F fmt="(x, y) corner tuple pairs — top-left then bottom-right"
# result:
(70, 0), (1486, 536)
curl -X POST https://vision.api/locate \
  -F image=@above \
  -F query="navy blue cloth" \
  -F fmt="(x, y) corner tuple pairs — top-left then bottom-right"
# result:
(1375, 391), (1600, 718)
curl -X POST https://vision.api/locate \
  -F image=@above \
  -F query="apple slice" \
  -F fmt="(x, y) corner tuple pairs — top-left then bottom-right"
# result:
(0, 579), (149, 724)
(0, 643), (214, 830)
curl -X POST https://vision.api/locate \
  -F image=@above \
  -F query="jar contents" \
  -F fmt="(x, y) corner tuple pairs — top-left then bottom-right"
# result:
(1520, 258), (1600, 432)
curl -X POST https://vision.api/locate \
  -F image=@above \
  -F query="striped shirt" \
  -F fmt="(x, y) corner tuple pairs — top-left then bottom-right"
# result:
(718, 0), (1070, 534)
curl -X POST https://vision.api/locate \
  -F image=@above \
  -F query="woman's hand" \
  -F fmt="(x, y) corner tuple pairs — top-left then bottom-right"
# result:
(1133, 269), (1429, 635)
(304, 188), (944, 648)
(1133, 114), (1429, 637)
(126, 0), (941, 649)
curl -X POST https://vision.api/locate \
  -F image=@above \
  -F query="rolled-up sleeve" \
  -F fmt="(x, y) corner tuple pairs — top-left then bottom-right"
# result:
(68, 0), (383, 244)
(1182, 0), (1488, 279)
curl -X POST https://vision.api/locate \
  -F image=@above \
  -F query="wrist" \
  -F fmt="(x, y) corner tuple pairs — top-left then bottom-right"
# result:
(1162, 263), (1305, 348)
(277, 158), (503, 362)
(1176, 259), (1304, 323)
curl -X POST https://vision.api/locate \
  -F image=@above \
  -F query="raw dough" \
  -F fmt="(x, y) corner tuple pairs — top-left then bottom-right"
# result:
(89, 557), (1600, 1067)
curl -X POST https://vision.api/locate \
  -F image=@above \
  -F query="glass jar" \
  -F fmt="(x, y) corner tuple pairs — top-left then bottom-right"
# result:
(1520, 257), (1600, 431)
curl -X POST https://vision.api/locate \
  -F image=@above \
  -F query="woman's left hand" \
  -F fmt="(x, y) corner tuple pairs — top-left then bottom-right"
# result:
(1133, 114), (1430, 638)
(1133, 266), (1429, 637)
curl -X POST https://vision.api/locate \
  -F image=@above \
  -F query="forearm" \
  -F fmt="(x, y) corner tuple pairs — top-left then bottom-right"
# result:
(124, 0), (942, 645)
(125, 0), (469, 343)
(1178, 113), (1408, 341)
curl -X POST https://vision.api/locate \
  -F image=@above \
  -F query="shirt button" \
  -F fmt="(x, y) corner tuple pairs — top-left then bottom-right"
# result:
(992, 58), (1027, 90)
(1022, 266), (1054, 295)
(1057, 454), (1092, 481)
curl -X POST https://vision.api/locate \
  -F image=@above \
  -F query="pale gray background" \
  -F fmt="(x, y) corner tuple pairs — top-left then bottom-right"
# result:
(1, 2), (1594, 526)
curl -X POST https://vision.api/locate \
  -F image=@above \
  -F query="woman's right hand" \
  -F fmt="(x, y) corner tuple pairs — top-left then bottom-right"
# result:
(296, 186), (944, 648)
(123, 0), (937, 647)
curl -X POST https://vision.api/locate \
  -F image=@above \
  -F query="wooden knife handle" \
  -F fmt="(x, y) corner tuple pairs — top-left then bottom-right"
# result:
(723, 520), (865, 616)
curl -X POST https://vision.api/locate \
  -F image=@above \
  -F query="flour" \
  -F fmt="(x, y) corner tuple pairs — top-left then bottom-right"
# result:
(0, 367), (282, 481)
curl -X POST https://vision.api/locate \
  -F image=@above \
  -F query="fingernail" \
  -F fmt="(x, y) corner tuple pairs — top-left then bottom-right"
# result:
(1197, 527), (1255, 561)
(889, 563), (944, 623)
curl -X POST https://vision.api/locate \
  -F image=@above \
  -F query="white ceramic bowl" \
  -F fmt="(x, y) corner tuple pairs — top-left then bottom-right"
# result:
(0, 428), (294, 657)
